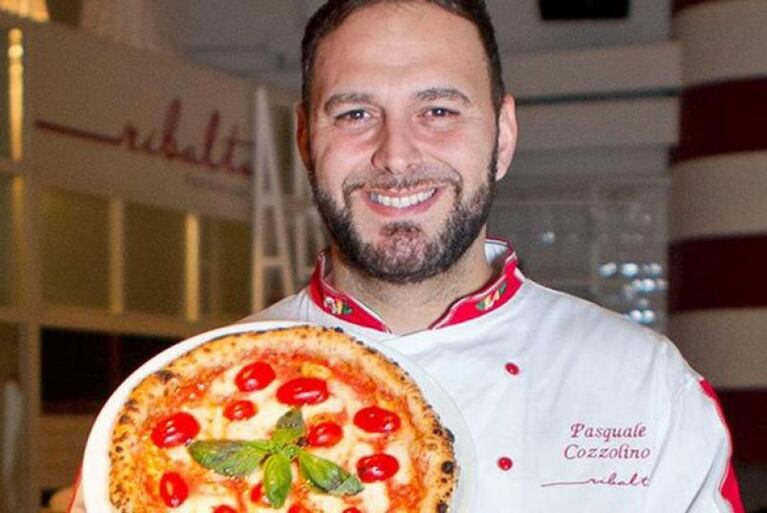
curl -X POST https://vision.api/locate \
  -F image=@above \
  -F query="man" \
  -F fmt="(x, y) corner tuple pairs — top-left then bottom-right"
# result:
(69, 1), (743, 511)
(250, 1), (744, 511)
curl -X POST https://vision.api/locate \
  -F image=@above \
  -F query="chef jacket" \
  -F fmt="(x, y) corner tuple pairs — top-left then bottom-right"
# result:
(68, 239), (743, 513)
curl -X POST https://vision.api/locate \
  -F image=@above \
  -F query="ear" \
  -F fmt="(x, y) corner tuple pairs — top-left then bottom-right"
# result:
(295, 101), (312, 170)
(494, 95), (517, 182)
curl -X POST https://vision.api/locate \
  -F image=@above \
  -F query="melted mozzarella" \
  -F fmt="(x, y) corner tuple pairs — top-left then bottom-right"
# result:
(165, 446), (190, 464)
(168, 361), (416, 513)
(184, 404), (225, 439)
(357, 482), (390, 513)
(173, 492), (235, 513)
(304, 380), (361, 417)
(305, 494), (347, 511)
(387, 440), (412, 484)
(245, 467), (264, 487)
(224, 400), (290, 440)
(207, 365), (242, 397)
(208, 366), (281, 403)
(348, 441), (375, 469)
(303, 395), (345, 417)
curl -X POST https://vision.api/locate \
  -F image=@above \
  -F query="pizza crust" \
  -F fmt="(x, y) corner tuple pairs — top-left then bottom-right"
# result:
(109, 325), (457, 513)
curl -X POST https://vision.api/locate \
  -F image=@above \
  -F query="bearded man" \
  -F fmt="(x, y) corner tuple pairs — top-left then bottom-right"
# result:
(68, 1), (744, 511)
(244, 1), (744, 511)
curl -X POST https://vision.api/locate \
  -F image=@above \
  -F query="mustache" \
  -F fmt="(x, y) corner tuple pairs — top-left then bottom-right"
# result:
(341, 167), (463, 203)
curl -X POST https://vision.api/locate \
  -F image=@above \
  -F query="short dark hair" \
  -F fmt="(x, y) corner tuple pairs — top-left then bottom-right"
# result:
(301, 0), (505, 113)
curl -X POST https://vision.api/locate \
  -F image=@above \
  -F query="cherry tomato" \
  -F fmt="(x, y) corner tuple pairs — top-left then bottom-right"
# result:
(151, 412), (200, 448)
(307, 422), (343, 447)
(276, 377), (329, 405)
(353, 406), (401, 433)
(288, 505), (311, 513)
(235, 361), (276, 392)
(343, 508), (362, 513)
(159, 472), (188, 508)
(250, 483), (268, 504)
(356, 453), (400, 483)
(213, 506), (237, 513)
(223, 399), (257, 421)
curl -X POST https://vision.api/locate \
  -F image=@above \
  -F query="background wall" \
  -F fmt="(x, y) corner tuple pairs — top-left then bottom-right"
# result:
(1, 0), (763, 511)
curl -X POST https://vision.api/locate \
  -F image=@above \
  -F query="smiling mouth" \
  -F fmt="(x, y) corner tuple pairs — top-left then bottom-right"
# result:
(368, 188), (437, 209)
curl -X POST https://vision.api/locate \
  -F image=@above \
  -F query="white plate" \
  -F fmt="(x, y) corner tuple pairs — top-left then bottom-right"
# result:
(82, 321), (476, 512)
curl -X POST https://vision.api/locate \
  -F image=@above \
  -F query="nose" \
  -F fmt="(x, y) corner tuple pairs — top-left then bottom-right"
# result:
(370, 115), (423, 174)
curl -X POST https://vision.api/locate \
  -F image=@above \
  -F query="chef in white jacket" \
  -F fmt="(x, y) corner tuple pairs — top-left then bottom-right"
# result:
(70, 0), (744, 511)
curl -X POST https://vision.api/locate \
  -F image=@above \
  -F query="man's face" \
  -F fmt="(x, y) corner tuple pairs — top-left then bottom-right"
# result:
(299, 2), (516, 283)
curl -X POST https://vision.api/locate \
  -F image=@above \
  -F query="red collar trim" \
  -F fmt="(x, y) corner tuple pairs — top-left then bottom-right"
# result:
(308, 239), (524, 333)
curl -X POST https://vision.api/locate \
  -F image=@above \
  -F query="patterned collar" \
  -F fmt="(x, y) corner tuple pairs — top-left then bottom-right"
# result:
(308, 238), (525, 333)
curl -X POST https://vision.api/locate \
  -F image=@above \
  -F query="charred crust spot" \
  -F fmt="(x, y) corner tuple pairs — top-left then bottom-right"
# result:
(437, 501), (448, 513)
(333, 327), (344, 333)
(441, 460), (455, 474)
(155, 370), (176, 383)
(445, 428), (455, 442)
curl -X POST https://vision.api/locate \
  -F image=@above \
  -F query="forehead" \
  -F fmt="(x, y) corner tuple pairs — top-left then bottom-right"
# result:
(311, 2), (491, 103)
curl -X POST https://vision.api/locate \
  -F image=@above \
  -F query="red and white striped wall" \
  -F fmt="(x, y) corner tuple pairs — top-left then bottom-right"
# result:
(670, 0), (767, 464)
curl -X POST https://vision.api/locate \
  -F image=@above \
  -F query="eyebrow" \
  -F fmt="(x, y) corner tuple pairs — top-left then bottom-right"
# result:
(322, 87), (473, 114)
(323, 92), (374, 114)
(414, 87), (472, 105)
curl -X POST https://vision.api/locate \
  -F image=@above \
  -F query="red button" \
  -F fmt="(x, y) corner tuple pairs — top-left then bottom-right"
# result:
(497, 456), (513, 471)
(504, 362), (520, 375)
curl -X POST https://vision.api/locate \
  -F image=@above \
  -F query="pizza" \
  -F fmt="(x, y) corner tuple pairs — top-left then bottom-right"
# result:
(108, 325), (457, 513)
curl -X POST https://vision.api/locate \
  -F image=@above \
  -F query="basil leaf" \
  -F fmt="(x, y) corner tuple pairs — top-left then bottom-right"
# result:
(333, 474), (365, 496)
(297, 450), (363, 496)
(188, 440), (271, 477)
(263, 451), (293, 508)
(271, 408), (306, 447)
(281, 443), (300, 460)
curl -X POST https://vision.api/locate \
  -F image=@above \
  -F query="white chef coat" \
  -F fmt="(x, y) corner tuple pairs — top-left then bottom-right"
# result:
(68, 239), (744, 513)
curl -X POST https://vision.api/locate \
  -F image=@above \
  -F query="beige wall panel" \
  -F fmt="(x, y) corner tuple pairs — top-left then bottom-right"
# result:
(517, 97), (678, 151)
(506, 42), (681, 100)
(0, 176), (14, 305)
(25, 21), (256, 220)
(40, 188), (110, 308)
(670, 152), (767, 240)
(675, 0), (767, 86)
(124, 203), (186, 316)
(509, 146), (670, 178)
(32, 132), (251, 221)
(670, 308), (767, 388)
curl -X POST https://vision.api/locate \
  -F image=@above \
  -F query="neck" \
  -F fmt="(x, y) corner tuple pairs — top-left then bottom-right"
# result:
(329, 234), (494, 334)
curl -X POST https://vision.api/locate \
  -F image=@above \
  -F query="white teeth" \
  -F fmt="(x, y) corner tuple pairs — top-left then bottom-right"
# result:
(370, 189), (436, 209)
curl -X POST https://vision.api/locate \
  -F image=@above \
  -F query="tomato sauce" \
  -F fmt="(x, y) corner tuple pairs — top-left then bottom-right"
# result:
(135, 347), (429, 512)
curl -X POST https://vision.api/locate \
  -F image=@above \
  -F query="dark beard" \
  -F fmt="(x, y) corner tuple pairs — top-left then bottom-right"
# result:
(309, 146), (498, 284)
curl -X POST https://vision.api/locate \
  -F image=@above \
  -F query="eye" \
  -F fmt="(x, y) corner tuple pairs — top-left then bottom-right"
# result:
(335, 109), (370, 123)
(424, 107), (459, 119)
